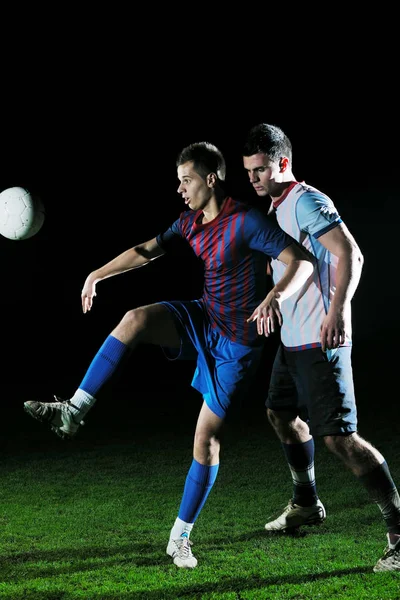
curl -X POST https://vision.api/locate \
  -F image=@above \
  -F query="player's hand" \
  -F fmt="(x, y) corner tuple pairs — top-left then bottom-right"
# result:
(320, 309), (347, 351)
(247, 292), (282, 337)
(81, 274), (98, 313)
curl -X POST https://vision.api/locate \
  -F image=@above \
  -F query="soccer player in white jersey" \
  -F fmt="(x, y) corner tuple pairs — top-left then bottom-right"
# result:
(243, 123), (400, 573)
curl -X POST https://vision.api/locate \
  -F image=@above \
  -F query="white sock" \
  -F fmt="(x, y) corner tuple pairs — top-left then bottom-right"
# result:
(170, 517), (194, 540)
(68, 389), (96, 418)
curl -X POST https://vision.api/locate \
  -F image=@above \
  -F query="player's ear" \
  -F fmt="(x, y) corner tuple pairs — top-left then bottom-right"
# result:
(207, 173), (217, 188)
(279, 157), (289, 172)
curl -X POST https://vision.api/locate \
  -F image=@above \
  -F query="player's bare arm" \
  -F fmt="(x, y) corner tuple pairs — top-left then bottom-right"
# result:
(317, 224), (364, 350)
(247, 242), (314, 337)
(81, 237), (165, 313)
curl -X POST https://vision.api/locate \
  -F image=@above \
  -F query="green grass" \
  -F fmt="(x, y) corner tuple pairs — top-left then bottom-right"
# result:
(0, 398), (399, 600)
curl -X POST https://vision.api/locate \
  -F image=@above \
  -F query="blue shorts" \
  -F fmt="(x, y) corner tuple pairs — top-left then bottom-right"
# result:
(160, 300), (263, 420)
(266, 344), (357, 436)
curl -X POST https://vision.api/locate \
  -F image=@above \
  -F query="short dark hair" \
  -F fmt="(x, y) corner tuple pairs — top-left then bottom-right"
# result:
(176, 142), (226, 182)
(243, 123), (293, 163)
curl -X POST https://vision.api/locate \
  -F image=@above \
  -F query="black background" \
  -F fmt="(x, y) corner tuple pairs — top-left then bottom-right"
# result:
(1, 36), (398, 440)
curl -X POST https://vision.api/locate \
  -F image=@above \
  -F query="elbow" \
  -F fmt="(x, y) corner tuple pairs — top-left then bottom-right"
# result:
(304, 258), (314, 278)
(353, 245), (364, 270)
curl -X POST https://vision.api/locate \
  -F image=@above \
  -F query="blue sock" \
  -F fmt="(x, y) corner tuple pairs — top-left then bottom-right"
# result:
(178, 459), (219, 523)
(282, 439), (318, 507)
(79, 335), (129, 396)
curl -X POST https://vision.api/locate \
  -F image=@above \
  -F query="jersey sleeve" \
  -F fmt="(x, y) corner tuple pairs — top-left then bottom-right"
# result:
(296, 191), (342, 239)
(245, 208), (294, 259)
(155, 218), (183, 252)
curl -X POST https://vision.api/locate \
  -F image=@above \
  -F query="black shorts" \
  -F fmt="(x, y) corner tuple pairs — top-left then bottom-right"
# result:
(266, 344), (357, 437)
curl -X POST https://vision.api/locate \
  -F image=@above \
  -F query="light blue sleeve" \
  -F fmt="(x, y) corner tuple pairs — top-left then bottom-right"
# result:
(296, 191), (342, 239)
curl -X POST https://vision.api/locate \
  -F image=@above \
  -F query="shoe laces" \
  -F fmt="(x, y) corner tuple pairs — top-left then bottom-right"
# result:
(386, 543), (400, 556)
(381, 546), (400, 562)
(52, 396), (84, 426)
(283, 499), (295, 513)
(45, 395), (71, 410)
(53, 395), (73, 407)
(176, 536), (193, 559)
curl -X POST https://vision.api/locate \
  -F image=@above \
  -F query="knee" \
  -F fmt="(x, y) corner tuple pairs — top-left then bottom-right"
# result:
(266, 408), (291, 440)
(267, 408), (292, 431)
(119, 307), (148, 337)
(267, 408), (311, 443)
(267, 408), (280, 428)
(194, 431), (220, 463)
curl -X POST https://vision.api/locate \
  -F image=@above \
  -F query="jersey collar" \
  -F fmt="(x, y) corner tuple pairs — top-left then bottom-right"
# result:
(272, 181), (299, 209)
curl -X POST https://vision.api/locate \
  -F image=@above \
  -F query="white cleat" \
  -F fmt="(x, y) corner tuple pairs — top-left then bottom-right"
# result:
(373, 533), (400, 572)
(166, 535), (198, 568)
(24, 396), (84, 440)
(265, 499), (326, 532)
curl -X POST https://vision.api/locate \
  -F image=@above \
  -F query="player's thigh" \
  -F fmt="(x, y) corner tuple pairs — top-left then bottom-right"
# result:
(127, 302), (182, 347)
(266, 345), (299, 412)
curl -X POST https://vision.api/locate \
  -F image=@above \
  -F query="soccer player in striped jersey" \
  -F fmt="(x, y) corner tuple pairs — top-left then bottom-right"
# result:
(243, 123), (400, 573)
(24, 141), (313, 569)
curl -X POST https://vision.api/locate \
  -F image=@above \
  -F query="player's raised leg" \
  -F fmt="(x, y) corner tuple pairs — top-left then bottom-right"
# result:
(24, 303), (181, 439)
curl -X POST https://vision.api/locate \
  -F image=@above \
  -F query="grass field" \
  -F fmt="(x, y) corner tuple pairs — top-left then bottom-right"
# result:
(0, 380), (399, 600)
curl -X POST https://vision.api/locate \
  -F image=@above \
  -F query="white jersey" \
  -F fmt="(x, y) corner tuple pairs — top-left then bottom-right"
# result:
(271, 181), (351, 350)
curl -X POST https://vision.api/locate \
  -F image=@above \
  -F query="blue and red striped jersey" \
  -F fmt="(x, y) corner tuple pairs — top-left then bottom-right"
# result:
(156, 197), (293, 346)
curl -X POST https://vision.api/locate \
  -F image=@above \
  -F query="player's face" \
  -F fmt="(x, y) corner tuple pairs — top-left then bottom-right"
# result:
(177, 161), (213, 211)
(243, 153), (281, 197)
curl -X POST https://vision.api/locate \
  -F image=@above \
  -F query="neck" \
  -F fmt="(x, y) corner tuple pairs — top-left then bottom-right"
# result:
(202, 188), (227, 223)
(270, 179), (296, 202)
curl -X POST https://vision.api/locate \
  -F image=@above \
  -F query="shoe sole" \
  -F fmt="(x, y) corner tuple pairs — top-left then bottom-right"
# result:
(24, 403), (77, 440)
(166, 552), (198, 569)
(373, 563), (400, 573)
(51, 425), (77, 441)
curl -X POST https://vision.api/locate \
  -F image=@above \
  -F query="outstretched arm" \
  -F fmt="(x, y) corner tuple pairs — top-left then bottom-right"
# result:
(247, 242), (314, 337)
(317, 223), (364, 350)
(81, 237), (165, 313)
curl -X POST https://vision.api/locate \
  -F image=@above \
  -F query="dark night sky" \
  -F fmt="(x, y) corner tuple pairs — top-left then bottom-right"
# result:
(1, 55), (398, 434)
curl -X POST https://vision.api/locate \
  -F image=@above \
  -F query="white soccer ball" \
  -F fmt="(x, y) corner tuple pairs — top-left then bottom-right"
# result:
(0, 186), (45, 240)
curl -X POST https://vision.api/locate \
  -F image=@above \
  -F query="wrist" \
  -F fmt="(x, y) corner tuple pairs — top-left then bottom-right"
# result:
(271, 287), (282, 300)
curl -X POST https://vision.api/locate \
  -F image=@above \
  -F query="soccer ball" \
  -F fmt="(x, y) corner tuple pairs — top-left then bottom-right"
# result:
(0, 186), (45, 240)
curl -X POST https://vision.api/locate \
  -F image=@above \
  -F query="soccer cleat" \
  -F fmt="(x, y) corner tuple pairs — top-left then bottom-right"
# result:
(24, 396), (84, 440)
(166, 535), (198, 568)
(264, 498), (326, 532)
(373, 533), (400, 572)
